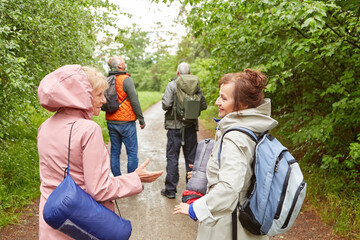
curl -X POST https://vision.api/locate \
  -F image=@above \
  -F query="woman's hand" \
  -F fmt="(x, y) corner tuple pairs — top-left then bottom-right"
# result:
(187, 164), (193, 180)
(173, 202), (190, 215)
(135, 158), (163, 183)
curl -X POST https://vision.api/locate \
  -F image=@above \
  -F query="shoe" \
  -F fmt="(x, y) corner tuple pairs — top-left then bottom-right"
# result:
(161, 189), (175, 199)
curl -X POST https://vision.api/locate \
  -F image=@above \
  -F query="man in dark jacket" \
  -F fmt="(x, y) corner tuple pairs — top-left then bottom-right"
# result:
(161, 62), (207, 199)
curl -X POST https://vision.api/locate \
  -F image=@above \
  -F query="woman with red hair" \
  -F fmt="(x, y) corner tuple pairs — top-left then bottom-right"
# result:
(174, 69), (278, 240)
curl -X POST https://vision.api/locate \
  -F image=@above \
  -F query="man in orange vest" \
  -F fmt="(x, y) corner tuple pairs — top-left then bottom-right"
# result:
(106, 56), (145, 176)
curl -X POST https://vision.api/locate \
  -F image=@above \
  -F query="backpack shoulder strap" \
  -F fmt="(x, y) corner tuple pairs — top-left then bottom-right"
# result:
(106, 74), (116, 82)
(64, 121), (76, 178)
(217, 127), (258, 167)
(216, 127), (258, 240)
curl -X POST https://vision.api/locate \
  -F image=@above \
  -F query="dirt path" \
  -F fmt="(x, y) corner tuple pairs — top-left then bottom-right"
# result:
(0, 101), (347, 240)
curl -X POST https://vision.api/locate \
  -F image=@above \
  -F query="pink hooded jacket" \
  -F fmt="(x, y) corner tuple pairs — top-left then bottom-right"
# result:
(37, 65), (142, 240)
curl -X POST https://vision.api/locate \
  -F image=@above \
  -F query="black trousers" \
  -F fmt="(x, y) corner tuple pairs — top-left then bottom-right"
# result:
(165, 125), (198, 194)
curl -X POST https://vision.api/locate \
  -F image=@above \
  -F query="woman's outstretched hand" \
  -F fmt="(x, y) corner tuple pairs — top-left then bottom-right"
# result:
(135, 158), (163, 183)
(173, 202), (190, 215)
(187, 164), (193, 180)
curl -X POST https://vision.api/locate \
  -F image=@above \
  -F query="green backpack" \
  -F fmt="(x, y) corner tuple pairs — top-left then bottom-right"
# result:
(174, 74), (202, 125)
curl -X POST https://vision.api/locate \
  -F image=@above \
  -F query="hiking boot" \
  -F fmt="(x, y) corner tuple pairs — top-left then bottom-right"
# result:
(161, 189), (175, 199)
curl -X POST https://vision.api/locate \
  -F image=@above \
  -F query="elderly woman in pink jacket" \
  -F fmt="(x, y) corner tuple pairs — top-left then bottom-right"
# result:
(37, 65), (163, 239)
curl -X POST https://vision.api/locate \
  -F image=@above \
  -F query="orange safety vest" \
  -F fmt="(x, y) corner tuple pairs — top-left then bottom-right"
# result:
(106, 74), (136, 122)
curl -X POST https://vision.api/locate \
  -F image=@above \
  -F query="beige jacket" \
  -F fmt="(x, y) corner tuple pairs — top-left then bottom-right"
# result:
(193, 98), (278, 240)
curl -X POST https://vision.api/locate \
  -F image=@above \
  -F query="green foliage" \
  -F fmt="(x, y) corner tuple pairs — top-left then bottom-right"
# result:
(185, 0), (360, 177)
(0, 0), (122, 228)
(113, 26), (155, 90)
(0, 105), (49, 228)
(1, 0), (359, 236)
(0, 139), (41, 227)
(190, 58), (220, 107)
(349, 134), (360, 170)
(163, 0), (360, 237)
(302, 162), (360, 238)
(0, 0), (121, 141)
(98, 23), (212, 92)
(99, 25), (157, 91)
(92, 111), (110, 143)
(199, 104), (218, 136)
(149, 53), (178, 92)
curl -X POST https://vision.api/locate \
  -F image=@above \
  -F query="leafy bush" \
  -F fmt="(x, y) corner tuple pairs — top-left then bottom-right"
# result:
(178, 0), (360, 178)
(165, 0), (360, 236)
(301, 162), (360, 238)
(0, 0), (120, 141)
(0, 0), (121, 227)
(0, 105), (49, 227)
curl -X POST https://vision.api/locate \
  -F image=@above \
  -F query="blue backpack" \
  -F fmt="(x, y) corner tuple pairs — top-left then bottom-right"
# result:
(218, 127), (307, 237)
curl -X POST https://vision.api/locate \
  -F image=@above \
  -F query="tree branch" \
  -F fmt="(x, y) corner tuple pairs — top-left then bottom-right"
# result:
(292, 27), (339, 81)
(325, 23), (360, 50)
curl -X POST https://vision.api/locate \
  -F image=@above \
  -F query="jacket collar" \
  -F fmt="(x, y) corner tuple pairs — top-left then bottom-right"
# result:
(108, 70), (129, 77)
(217, 98), (278, 135)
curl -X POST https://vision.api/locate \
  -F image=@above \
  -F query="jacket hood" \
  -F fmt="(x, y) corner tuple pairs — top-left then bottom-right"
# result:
(218, 98), (278, 135)
(37, 64), (93, 119)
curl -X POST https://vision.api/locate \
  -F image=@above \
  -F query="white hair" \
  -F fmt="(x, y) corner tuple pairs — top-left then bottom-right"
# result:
(109, 57), (121, 70)
(81, 66), (108, 90)
(177, 62), (190, 75)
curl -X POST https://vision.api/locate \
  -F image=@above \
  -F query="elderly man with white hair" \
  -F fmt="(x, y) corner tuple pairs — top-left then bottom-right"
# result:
(161, 62), (207, 199)
(106, 56), (145, 177)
